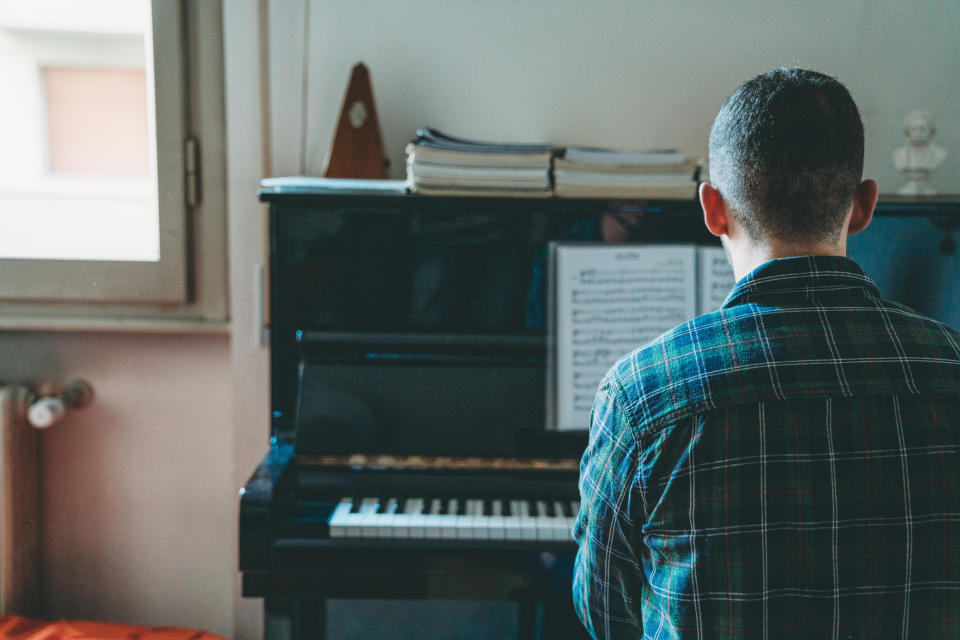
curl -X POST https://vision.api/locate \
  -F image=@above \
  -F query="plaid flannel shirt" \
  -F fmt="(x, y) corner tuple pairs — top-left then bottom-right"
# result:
(573, 255), (960, 639)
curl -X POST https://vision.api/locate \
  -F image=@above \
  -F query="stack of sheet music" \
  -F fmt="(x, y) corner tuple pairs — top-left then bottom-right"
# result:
(406, 128), (553, 197)
(553, 147), (700, 199)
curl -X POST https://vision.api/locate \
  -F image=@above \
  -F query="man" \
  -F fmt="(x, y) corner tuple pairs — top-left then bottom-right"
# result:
(572, 68), (960, 639)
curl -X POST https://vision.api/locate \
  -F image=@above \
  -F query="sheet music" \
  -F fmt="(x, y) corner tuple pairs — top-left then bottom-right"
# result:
(697, 246), (736, 313)
(553, 244), (697, 430)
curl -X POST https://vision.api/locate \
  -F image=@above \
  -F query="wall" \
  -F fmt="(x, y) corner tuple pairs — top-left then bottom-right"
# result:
(223, 1), (271, 639)
(273, 0), (959, 196)
(0, 331), (234, 636)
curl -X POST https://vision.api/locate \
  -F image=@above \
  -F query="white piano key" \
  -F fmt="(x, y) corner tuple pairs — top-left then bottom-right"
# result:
(534, 501), (552, 541)
(423, 498), (444, 539)
(517, 500), (537, 540)
(344, 499), (364, 538)
(476, 499), (490, 540)
(441, 499), (459, 539)
(467, 500), (490, 540)
(341, 496), (368, 539)
(376, 497), (400, 538)
(504, 500), (524, 540)
(395, 497), (411, 538)
(327, 497), (353, 538)
(401, 497), (425, 539)
(488, 499), (505, 540)
(386, 498), (405, 538)
(455, 499), (474, 540)
(455, 501), (469, 540)
(415, 497), (429, 537)
(555, 500), (574, 541)
(458, 500), (474, 540)
(536, 500), (567, 542)
(357, 497), (380, 538)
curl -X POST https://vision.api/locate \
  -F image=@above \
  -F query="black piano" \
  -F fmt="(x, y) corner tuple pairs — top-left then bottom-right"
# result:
(239, 187), (960, 639)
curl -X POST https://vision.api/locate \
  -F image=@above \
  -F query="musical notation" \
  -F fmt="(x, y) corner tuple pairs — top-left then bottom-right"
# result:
(553, 245), (699, 428)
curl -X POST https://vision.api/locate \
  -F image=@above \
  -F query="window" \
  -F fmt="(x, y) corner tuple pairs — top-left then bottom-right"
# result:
(0, 0), (226, 320)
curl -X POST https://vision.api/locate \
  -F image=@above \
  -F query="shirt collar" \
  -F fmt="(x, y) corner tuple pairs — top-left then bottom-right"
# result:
(721, 255), (881, 308)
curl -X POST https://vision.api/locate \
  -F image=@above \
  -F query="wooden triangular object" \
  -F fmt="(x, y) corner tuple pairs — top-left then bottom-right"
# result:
(323, 62), (388, 179)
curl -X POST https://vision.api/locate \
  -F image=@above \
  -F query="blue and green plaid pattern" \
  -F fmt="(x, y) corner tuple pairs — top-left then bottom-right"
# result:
(573, 255), (960, 639)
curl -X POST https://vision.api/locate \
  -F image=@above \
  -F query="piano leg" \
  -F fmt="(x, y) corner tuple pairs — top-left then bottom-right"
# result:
(293, 598), (324, 640)
(264, 597), (325, 640)
(264, 597), (291, 640)
(512, 589), (543, 640)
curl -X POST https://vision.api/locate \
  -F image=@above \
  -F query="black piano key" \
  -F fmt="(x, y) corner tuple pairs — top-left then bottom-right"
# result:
(374, 497), (386, 514)
(503, 500), (513, 516)
(349, 496), (362, 514)
(456, 499), (466, 516)
(545, 501), (556, 517)
(562, 501), (574, 517)
(482, 499), (492, 516)
(438, 499), (449, 515)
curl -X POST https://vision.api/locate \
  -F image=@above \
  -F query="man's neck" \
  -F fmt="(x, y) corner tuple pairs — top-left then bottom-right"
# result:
(726, 236), (847, 281)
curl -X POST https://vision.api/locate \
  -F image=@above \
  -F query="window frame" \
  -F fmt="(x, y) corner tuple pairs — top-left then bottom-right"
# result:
(0, 0), (227, 326)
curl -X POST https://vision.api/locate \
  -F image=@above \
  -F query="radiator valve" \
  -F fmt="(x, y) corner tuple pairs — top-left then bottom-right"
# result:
(26, 377), (94, 429)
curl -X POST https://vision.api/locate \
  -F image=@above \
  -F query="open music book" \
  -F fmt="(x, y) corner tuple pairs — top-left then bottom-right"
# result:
(547, 243), (736, 431)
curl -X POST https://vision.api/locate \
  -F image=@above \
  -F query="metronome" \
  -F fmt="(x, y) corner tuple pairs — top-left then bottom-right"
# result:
(322, 62), (389, 179)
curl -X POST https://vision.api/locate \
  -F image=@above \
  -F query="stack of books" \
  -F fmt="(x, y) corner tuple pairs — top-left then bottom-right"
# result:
(553, 147), (700, 199)
(406, 128), (554, 197)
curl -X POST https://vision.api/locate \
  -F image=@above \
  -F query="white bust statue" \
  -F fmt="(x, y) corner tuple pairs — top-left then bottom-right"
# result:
(893, 109), (948, 195)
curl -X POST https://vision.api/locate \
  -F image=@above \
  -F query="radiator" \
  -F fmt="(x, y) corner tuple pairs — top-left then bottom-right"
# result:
(0, 385), (40, 617)
(0, 379), (92, 617)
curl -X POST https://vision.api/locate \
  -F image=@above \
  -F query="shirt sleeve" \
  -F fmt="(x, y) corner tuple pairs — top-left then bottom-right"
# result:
(572, 373), (645, 639)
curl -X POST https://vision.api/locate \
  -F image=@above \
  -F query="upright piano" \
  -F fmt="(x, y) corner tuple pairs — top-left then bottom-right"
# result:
(238, 186), (959, 639)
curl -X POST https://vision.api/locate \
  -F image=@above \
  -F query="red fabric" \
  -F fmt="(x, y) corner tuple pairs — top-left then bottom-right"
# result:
(0, 616), (229, 640)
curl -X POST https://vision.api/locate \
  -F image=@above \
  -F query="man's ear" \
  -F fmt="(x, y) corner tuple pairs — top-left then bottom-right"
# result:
(700, 182), (729, 237)
(848, 179), (878, 235)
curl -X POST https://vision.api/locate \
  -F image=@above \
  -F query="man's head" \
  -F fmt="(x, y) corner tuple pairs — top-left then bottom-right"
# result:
(706, 68), (870, 246)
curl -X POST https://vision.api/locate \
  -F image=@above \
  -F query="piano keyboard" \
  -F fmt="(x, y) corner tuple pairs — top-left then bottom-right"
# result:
(327, 496), (580, 542)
